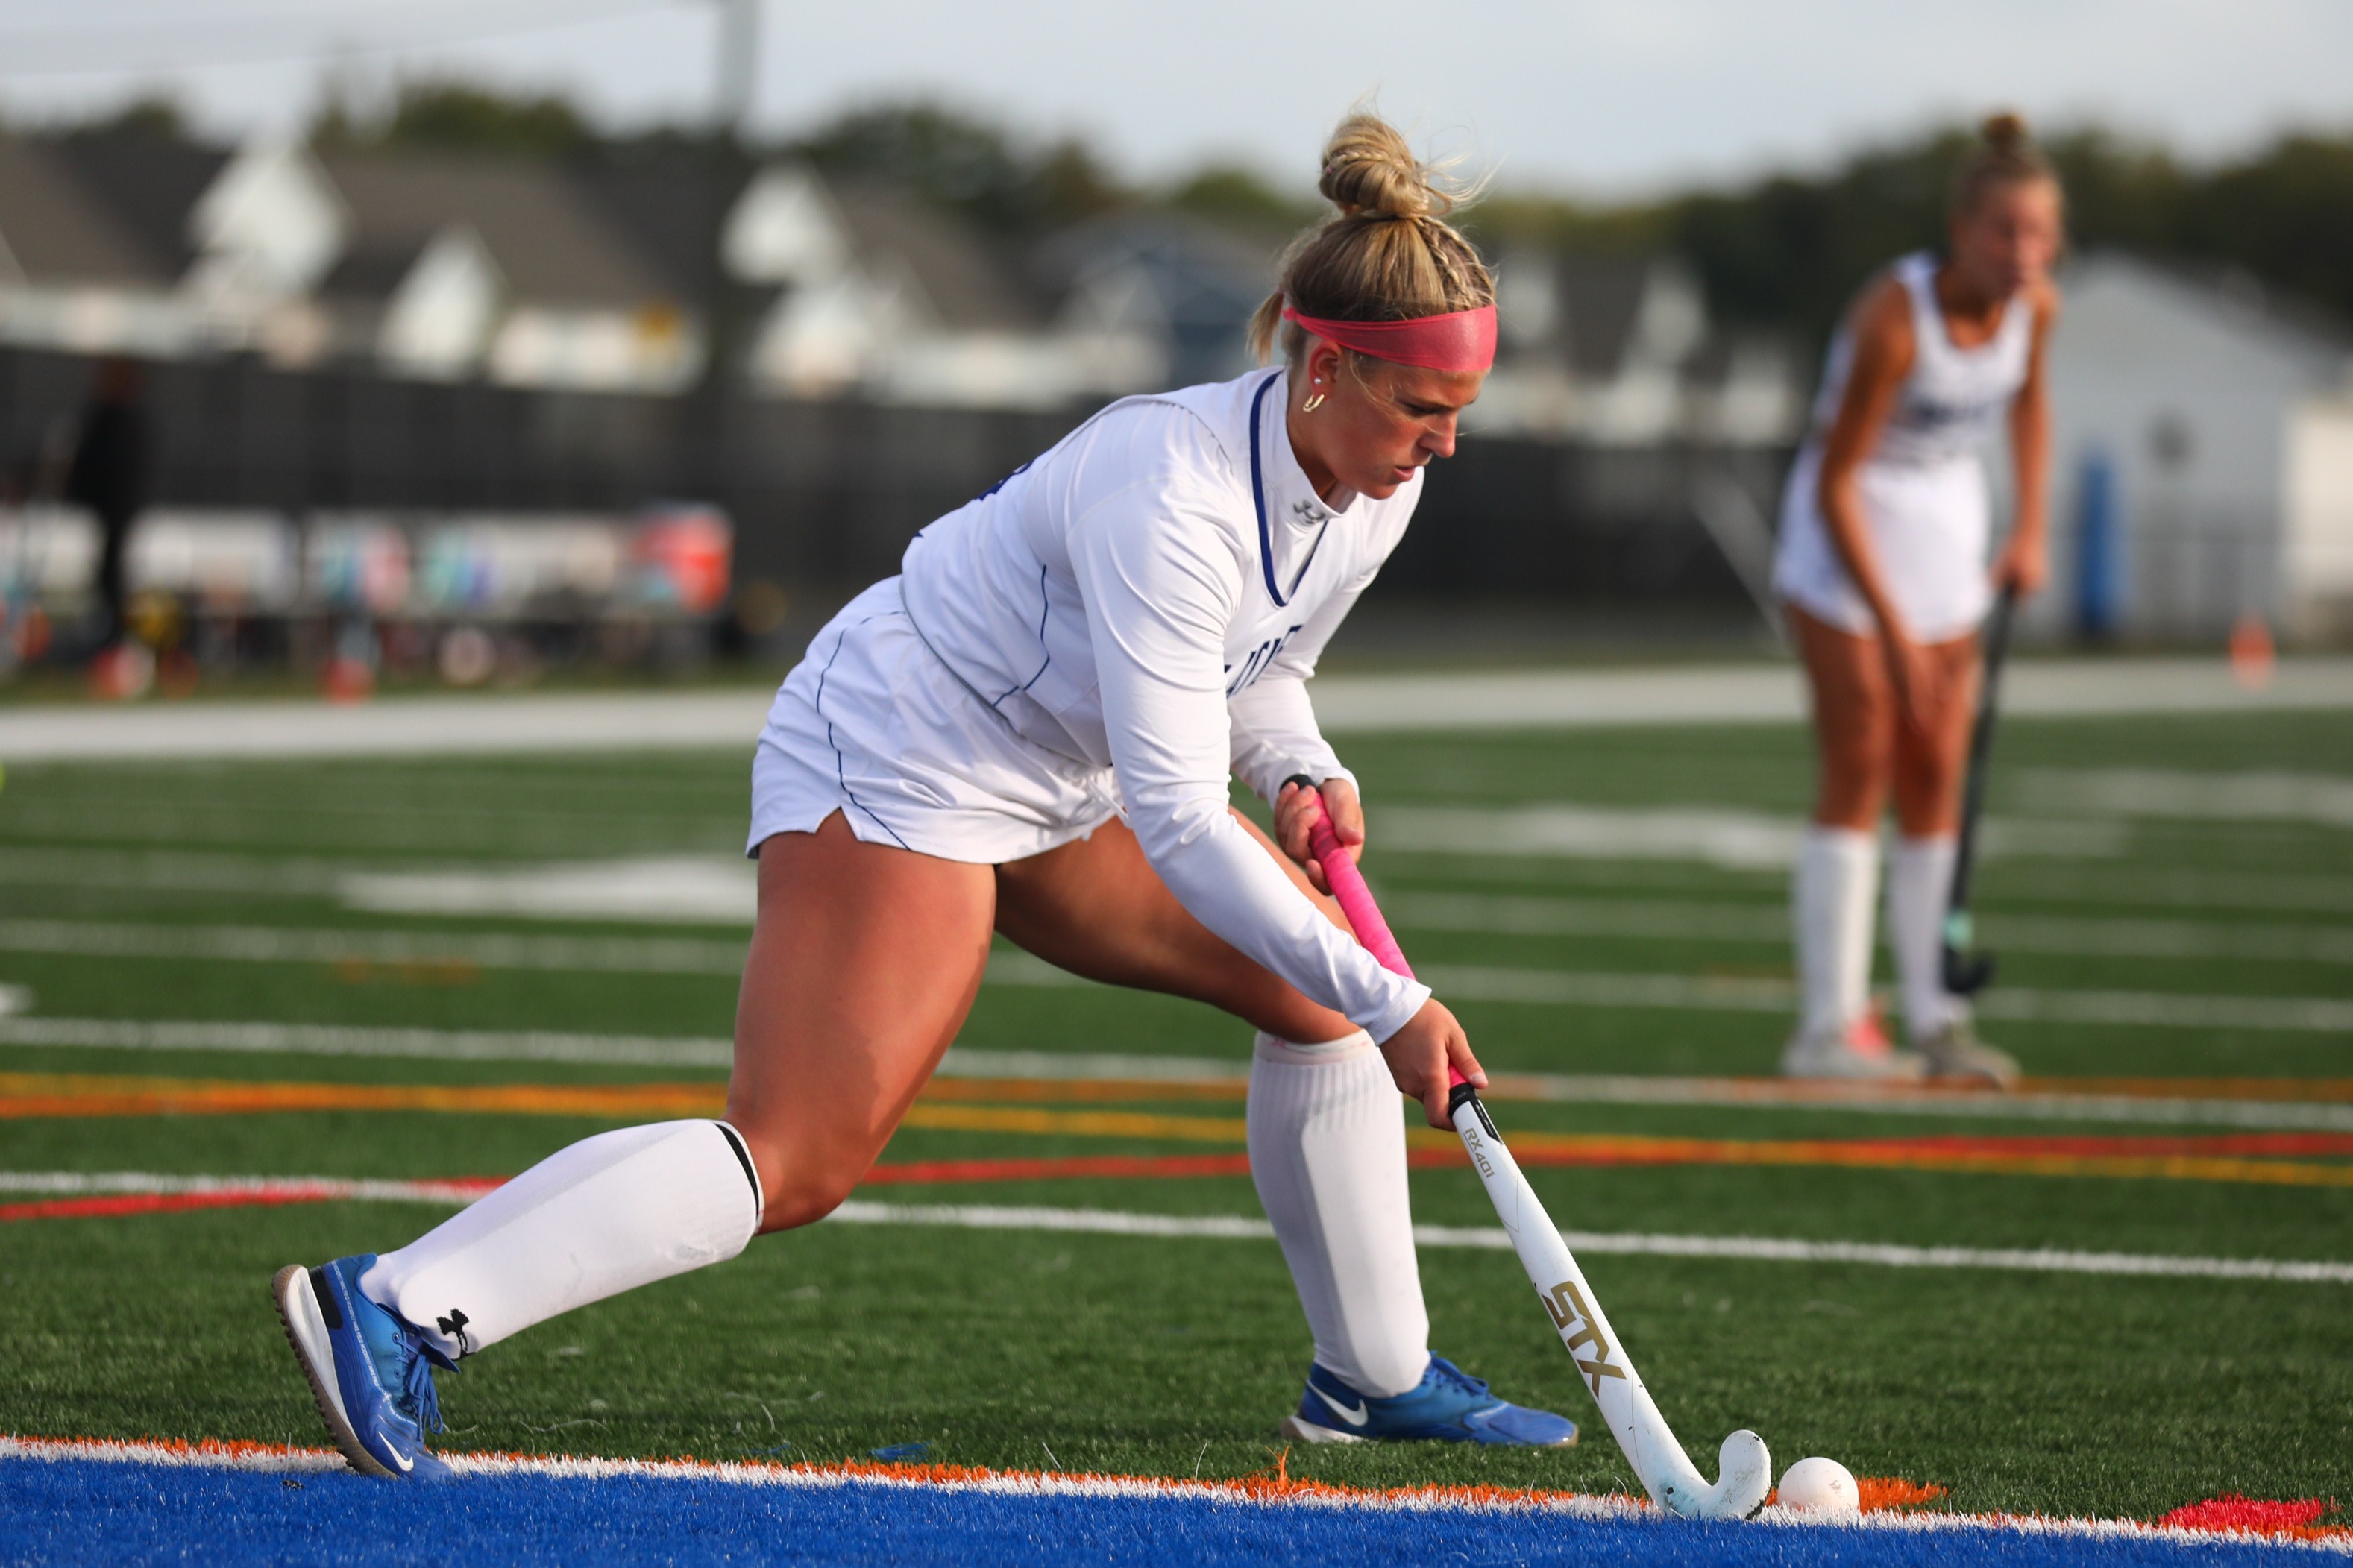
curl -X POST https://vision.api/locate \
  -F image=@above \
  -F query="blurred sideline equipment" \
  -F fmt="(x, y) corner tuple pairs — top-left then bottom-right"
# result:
(1292, 777), (1773, 1520)
(1942, 585), (2017, 996)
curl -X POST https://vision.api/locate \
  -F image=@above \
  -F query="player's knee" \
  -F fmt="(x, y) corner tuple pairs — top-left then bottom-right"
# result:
(729, 1129), (861, 1233)
(1820, 734), (1892, 798)
(756, 1171), (858, 1233)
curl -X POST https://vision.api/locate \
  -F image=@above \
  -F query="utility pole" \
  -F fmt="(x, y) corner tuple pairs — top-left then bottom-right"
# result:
(691, 0), (761, 607)
(713, 0), (761, 142)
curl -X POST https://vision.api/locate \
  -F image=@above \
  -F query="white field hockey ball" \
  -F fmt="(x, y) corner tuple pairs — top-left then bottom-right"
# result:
(1776, 1456), (1860, 1517)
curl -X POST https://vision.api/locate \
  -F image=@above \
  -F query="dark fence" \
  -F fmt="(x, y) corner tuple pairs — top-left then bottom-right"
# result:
(1, 347), (1785, 617)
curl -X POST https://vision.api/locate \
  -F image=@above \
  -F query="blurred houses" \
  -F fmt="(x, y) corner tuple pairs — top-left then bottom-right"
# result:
(0, 133), (702, 391)
(2038, 253), (2353, 643)
(23, 120), (2338, 673)
(1477, 251), (1804, 446)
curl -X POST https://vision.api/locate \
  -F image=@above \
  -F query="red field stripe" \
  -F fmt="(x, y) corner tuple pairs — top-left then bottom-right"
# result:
(0, 1177), (506, 1224)
(0, 1190), (343, 1223)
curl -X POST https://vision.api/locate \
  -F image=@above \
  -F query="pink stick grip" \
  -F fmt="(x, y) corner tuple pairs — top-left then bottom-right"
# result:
(1306, 812), (1413, 980)
(1301, 787), (1471, 1090)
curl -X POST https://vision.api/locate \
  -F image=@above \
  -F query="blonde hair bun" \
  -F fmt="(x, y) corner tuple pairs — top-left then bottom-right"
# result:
(1950, 107), (2059, 217)
(1319, 114), (1449, 222)
(1245, 111), (1493, 361)
(1981, 112), (2030, 153)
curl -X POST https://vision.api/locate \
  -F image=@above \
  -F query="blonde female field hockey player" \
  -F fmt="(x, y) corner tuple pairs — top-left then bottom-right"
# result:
(1771, 113), (2063, 1084)
(270, 113), (1581, 1479)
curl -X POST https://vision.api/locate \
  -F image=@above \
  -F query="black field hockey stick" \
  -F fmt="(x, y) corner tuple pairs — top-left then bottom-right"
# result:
(1941, 585), (2018, 996)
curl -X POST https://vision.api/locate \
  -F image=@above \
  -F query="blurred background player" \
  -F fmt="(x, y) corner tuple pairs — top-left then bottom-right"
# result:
(270, 113), (1580, 1479)
(1770, 114), (2062, 1084)
(63, 357), (149, 656)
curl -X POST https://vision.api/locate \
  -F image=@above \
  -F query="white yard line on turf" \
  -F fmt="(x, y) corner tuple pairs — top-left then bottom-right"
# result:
(2015, 768), (2353, 828)
(0, 1171), (493, 1202)
(1, 1437), (2346, 1553)
(1388, 890), (2353, 966)
(1374, 805), (2126, 869)
(824, 1202), (2353, 1285)
(4, 658), (2350, 763)
(5, 1173), (2351, 1285)
(3, 1018), (2348, 1130)
(10, 844), (2348, 961)
(13, 843), (2353, 918)
(3, 917), (2349, 1034)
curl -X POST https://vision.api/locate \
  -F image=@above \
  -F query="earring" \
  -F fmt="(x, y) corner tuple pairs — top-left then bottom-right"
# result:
(1302, 391), (1325, 412)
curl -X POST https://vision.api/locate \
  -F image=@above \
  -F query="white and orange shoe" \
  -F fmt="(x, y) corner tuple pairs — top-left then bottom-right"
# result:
(1779, 1008), (1926, 1081)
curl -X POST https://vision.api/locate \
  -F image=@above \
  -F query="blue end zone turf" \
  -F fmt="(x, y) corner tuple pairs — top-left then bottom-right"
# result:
(0, 1460), (2328, 1567)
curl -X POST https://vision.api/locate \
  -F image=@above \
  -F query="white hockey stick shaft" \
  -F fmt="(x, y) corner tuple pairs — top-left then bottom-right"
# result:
(1295, 781), (1768, 1519)
(1449, 1092), (1766, 1515)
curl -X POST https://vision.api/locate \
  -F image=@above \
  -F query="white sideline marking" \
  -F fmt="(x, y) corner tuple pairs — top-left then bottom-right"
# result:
(4, 658), (2350, 763)
(5, 1172), (2349, 1285)
(1, 1436), (2346, 1552)
(3, 1020), (2348, 1130)
(2, 917), (2348, 1034)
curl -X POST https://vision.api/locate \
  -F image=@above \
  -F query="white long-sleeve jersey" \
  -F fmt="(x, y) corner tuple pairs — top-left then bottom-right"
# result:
(899, 368), (1430, 1042)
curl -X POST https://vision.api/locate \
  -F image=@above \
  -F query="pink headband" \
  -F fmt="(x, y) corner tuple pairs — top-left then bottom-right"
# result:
(1281, 302), (1497, 374)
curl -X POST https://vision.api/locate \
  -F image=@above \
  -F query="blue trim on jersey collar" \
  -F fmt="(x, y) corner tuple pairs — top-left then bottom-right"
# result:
(1248, 371), (1329, 608)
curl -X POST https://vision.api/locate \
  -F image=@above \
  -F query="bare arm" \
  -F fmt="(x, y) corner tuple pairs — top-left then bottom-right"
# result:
(1996, 285), (2061, 597)
(1816, 277), (1958, 734)
(1815, 277), (1917, 643)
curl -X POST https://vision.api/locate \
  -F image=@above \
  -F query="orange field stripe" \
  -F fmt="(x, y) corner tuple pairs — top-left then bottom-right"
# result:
(0, 1073), (726, 1120)
(7, 1072), (2353, 1186)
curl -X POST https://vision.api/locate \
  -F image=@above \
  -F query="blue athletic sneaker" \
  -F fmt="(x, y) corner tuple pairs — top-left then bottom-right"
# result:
(1280, 1356), (1578, 1446)
(272, 1255), (456, 1479)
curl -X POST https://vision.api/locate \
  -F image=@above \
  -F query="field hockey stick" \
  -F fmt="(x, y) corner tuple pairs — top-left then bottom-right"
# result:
(1941, 585), (2018, 996)
(1287, 778), (1771, 1520)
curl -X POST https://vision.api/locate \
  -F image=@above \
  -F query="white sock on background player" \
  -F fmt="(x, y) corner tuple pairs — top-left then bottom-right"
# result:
(1247, 1029), (1430, 1398)
(360, 1120), (763, 1360)
(1888, 834), (1960, 1042)
(1794, 826), (1879, 1039)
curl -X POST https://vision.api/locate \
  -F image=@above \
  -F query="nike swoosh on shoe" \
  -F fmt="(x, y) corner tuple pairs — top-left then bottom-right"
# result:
(1312, 1385), (1371, 1427)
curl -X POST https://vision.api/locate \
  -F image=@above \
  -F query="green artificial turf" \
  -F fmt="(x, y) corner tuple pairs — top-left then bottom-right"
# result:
(1, 709), (2349, 1520)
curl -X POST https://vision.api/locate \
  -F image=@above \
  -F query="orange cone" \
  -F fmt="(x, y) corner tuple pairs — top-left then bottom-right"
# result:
(2229, 615), (2275, 692)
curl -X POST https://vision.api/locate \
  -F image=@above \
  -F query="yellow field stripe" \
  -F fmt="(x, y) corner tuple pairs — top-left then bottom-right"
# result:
(1401, 1128), (2353, 1188)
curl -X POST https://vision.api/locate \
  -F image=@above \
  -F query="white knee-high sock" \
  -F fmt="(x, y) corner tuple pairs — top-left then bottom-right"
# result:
(1794, 826), (1879, 1039)
(360, 1120), (763, 1359)
(1888, 834), (1960, 1043)
(1247, 1030), (1429, 1399)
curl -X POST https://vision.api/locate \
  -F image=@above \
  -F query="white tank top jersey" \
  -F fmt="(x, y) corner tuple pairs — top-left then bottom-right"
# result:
(888, 366), (1430, 1040)
(1772, 251), (2034, 641)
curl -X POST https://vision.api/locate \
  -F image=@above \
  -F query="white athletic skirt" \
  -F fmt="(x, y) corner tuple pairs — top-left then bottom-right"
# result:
(747, 578), (1122, 863)
(1771, 444), (1993, 645)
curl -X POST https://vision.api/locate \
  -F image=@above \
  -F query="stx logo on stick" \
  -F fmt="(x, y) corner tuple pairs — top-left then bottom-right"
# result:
(1542, 1279), (1628, 1392)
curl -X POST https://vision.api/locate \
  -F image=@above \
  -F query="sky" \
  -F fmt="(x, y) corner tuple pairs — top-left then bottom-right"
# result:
(1, 0), (2348, 196)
